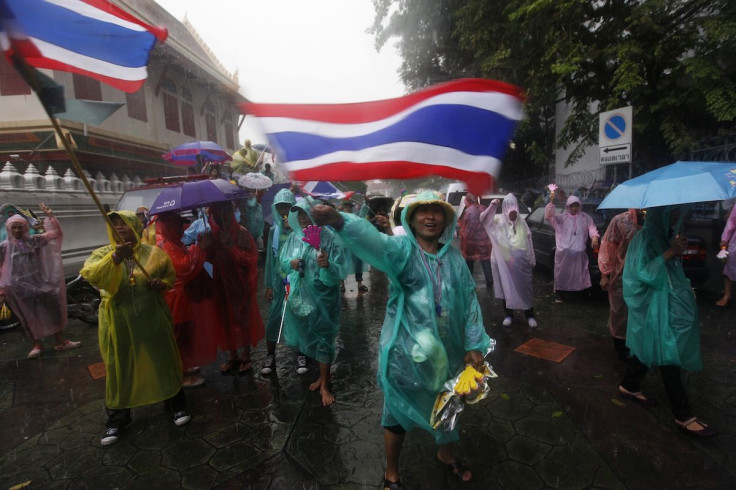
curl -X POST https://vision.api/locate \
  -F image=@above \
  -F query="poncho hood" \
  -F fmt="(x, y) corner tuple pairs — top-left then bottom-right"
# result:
(288, 199), (316, 239)
(400, 191), (457, 257)
(106, 211), (142, 249)
(271, 188), (296, 226)
(4, 214), (30, 242)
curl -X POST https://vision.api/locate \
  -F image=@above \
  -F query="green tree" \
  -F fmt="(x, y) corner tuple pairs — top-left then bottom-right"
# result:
(372, 0), (736, 173)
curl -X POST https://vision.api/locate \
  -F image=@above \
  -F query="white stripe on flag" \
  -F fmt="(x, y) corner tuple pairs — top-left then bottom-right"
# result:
(257, 91), (523, 138)
(45, 0), (148, 32)
(282, 141), (502, 176)
(32, 37), (148, 80)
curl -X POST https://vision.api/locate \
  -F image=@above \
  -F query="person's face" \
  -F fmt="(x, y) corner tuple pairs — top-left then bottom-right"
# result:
(135, 210), (147, 224)
(111, 216), (136, 243)
(296, 209), (311, 229)
(9, 222), (24, 239)
(410, 204), (446, 241)
(275, 203), (291, 218)
(568, 203), (580, 215)
(508, 209), (518, 221)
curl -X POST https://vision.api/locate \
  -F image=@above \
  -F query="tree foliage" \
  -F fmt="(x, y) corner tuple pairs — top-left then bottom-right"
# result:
(371, 0), (736, 174)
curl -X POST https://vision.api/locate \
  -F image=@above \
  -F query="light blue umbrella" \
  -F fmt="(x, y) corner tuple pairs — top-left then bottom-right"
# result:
(598, 161), (736, 209)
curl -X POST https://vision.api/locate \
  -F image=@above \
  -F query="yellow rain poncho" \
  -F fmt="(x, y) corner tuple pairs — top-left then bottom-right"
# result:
(279, 201), (348, 363)
(81, 211), (182, 409)
(336, 191), (492, 443)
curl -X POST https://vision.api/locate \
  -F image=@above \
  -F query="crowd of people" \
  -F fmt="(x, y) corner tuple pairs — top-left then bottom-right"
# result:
(1, 178), (728, 486)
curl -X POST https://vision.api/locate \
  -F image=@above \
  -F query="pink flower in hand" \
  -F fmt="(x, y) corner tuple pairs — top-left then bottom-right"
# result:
(301, 225), (322, 249)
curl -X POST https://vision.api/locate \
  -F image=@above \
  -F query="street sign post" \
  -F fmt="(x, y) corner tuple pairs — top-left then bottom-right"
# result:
(599, 106), (632, 165)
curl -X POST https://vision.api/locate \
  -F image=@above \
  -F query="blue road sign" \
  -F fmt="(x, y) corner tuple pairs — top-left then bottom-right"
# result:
(604, 115), (626, 140)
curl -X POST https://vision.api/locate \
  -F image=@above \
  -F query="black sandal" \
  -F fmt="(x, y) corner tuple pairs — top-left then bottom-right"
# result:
(442, 459), (472, 482)
(383, 478), (402, 490)
(220, 359), (240, 375)
(238, 359), (253, 373)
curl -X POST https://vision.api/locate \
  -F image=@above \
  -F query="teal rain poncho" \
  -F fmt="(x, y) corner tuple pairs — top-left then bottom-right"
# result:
(81, 211), (182, 409)
(623, 205), (701, 370)
(279, 201), (348, 363)
(336, 191), (492, 443)
(239, 196), (264, 241)
(264, 188), (297, 341)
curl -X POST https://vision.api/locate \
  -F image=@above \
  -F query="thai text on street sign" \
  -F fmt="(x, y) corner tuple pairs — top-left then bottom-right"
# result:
(599, 106), (632, 165)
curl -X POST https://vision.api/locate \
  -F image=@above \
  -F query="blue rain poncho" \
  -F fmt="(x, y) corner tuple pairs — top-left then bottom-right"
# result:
(336, 191), (492, 443)
(279, 201), (348, 363)
(623, 205), (701, 370)
(264, 188), (296, 341)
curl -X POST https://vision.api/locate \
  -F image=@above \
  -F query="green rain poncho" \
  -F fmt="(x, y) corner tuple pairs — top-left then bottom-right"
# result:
(279, 201), (348, 363)
(239, 196), (264, 241)
(264, 188), (296, 341)
(81, 211), (182, 409)
(336, 191), (492, 443)
(623, 205), (701, 370)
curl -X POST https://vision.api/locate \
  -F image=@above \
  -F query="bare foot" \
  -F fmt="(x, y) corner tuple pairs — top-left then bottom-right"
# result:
(437, 450), (472, 482)
(716, 296), (729, 306)
(309, 378), (322, 391)
(320, 386), (335, 406)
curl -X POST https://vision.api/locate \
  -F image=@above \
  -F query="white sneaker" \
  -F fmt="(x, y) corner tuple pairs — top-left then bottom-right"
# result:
(527, 317), (538, 328)
(261, 354), (275, 375)
(502, 317), (513, 327)
(296, 355), (308, 375)
(100, 427), (120, 446)
(173, 410), (191, 426)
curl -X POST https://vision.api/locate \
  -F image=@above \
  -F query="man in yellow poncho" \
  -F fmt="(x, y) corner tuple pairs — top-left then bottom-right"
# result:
(81, 211), (190, 446)
(231, 138), (260, 174)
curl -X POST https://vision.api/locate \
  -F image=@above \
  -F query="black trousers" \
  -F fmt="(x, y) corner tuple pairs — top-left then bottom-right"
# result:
(621, 356), (692, 421)
(466, 258), (493, 284)
(502, 300), (535, 319)
(106, 389), (187, 429)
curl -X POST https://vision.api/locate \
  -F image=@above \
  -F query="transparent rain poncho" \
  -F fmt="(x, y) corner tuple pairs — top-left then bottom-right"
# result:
(544, 195), (599, 291)
(623, 205), (701, 370)
(598, 209), (640, 339)
(279, 200), (348, 364)
(239, 196), (265, 241)
(720, 205), (736, 281)
(264, 188), (296, 342)
(0, 214), (67, 339)
(481, 194), (536, 310)
(457, 197), (491, 261)
(335, 191), (492, 443)
(81, 211), (182, 409)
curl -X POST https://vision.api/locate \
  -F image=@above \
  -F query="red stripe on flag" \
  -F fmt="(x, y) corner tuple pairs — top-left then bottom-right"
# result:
(80, 0), (168, 41)
(288, 161), (495, 196)
(240, 78), (523, 124)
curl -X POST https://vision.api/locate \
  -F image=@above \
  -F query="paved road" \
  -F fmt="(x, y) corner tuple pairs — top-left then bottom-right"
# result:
(0, 266), (734, 489)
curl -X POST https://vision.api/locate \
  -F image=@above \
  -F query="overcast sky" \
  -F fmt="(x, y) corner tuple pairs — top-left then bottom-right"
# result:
(154, 0), (405, 144)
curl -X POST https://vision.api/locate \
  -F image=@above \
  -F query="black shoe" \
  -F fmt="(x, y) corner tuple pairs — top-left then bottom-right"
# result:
(101, 427), (120, 446)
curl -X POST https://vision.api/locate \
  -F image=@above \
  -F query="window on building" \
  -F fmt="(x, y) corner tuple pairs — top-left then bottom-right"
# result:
(0, 56), (31, 96)
(73, 73), (102, 101)
(204, 100), (217, 143)
(224, 110), (235, 148)
(181, 87), (196, 137)
(162, 78), (180, 132)
(126, 89), (148, 122)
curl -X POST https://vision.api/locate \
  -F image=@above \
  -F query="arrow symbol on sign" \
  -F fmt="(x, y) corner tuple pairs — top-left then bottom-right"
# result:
(603, 146), (627, 153)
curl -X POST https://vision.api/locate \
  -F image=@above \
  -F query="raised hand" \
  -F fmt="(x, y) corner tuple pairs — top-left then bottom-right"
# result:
(301, 224), (322, 249)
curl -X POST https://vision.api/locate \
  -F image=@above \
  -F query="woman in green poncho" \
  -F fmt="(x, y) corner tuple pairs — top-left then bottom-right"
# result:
(260, 188), (296, 375)
(81, 211), (189, 446)
(311, 191), (492, 487)
(280, 200), (348, 405)
(619, 205), (716, 437)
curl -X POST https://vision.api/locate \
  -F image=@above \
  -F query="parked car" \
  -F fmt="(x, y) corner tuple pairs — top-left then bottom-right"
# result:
(525, 203), (709, 288)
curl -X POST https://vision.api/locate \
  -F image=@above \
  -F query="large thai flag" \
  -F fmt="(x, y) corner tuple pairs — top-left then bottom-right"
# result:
(0, 0), (167, 93)
(242, 79), (524, 195)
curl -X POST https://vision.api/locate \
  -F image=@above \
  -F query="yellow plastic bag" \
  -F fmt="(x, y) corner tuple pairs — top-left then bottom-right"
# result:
(0, 303), (12, 321)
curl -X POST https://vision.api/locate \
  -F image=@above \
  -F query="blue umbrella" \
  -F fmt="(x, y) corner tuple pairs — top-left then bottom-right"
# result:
(162, 141), (231, 166)
(598, 161), (736, 209)
(148, 179), (247, 215)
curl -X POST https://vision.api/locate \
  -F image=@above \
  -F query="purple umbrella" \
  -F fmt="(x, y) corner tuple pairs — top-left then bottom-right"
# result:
(162, 141), (231, 166)
(148, 179), (247, 215)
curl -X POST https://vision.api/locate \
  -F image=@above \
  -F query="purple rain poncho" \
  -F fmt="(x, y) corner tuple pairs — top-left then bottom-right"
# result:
(545, 196), (599, 291)
(598, 210), (640, 339)
(0, 214), (67, 339)
(720, 205), (736, 281)
(480, 194), (535, 310)
(457, 198), (492, 261)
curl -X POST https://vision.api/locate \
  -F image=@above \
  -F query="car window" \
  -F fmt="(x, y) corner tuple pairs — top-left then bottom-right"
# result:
(526, 207), (545, 227)
(447, 191), (466, 206)
(115, 188), (165, 212)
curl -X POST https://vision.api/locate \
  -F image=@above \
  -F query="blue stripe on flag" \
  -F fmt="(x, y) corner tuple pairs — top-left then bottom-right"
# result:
(11, 0), (157, 68)
(267, 105), (516, 162)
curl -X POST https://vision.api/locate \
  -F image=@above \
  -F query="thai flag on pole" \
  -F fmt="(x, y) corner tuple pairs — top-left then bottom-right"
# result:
(242, 79), (524, 195)
(299, 181), (355, 201)
(0, 0), (167, 93)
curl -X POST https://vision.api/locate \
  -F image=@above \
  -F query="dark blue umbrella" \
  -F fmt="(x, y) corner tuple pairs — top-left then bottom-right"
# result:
(148, 179), (247, 216)
(162, 141), (232, 166)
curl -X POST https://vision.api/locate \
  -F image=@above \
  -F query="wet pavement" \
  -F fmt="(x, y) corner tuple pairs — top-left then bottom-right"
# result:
(1, 265), (735, 489)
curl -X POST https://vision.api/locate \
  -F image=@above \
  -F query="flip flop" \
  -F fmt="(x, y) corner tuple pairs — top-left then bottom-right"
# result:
(220, 359), (240, 375)
(383, 477), (402, 490)
(440, 458), (472, 482)
(238, 360), (253, 373)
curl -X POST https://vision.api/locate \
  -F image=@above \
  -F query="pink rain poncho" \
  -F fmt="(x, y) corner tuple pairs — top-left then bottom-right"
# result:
(720, 205), (736, 280)
(0, 214), (67, 339)
(480, 194), (535, 309)
(545, 196), (599, 291)
(598, 210), (640, 339)
(457, 197), (491, 261)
